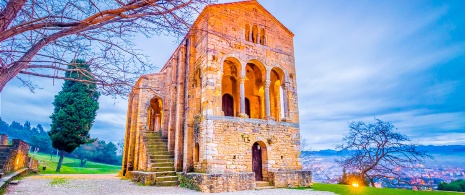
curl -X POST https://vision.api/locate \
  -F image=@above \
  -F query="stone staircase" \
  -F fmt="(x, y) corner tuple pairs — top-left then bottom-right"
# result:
(255, 181), (275, 190)
(142, 132), (178, 186)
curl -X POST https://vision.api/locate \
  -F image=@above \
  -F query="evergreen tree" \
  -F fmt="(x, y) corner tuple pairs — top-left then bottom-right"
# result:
(49, 59), (99, 172)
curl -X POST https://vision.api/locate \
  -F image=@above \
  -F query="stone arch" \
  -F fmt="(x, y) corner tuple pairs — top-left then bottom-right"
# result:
(221, 57), (241, 116)
(251, 141), (268, 181)
(147, 96), (163, 132)
(270, 67), (285, 120)
(245, 59), (266, 119)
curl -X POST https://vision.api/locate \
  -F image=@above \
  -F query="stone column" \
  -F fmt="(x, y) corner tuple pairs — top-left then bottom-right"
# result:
(282, 82), (290, 121)
(239, 76), (248, 118)
(264, 80), (272, 120)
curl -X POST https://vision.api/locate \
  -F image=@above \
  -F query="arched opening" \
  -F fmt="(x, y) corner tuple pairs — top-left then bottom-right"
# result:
(222, 59), (241, 116)
(245, 61), (265, 119)
(194, 143), (199, 163)
(222, 93), (234, 116)
(270, 67), (285, 120)
(251, 141), (268, 181)
(245, 98), (251, 117)
(245, 24), (250, 41)
(148, 97), (163, 132)
(260, 28), (266, 45)
(252, 25), (258, 44)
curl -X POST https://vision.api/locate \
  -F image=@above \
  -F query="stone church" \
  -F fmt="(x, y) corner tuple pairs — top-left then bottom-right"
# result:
(121, 0), (311, 192)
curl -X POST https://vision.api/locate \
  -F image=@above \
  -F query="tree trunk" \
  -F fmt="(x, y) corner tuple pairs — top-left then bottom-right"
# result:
(370, 178), (375, 187)
(80, 159), (87, 167)
(56, 150), (65, 172)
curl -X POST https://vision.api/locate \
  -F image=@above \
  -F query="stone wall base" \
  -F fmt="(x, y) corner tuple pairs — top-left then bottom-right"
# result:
(178, 172), (255, 193)
(126, 171), (157, 185)
(268, 170), (313, 188)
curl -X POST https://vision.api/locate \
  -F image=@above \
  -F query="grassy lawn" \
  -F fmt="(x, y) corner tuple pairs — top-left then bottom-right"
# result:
(311, 183), (464, 195)
(32, 152), (121, 174)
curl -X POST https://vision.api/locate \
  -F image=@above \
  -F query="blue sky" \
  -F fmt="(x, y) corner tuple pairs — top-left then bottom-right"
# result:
(1, 0), (464, 150)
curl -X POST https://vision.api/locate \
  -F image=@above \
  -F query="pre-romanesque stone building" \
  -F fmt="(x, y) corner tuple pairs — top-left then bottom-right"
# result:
(122, 0), (311, 192)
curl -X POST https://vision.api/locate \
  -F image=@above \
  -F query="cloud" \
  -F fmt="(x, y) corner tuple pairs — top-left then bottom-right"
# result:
(1, 0), (464, 150)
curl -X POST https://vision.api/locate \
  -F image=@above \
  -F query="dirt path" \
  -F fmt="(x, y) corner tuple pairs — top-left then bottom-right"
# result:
(5, 174), (335, 195)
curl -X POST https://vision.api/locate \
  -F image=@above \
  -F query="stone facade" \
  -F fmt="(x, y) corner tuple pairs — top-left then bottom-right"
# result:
(122, 0), (310, 192)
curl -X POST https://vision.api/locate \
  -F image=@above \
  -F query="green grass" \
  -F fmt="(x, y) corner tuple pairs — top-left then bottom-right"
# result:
(32, 152), (121, 174)
(311, 183), (464, 195)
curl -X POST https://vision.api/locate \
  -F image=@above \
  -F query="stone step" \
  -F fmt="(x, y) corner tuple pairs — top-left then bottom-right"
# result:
(156, 176), (178, 182)
(150, 159), (174, 164)
(143, 137), (167, 141)
(147, 151), (170, 155)
(151, 162), (174, 167)
(143, 133), (162, 137)
(255, 186), (275, 190)
(149, 155), (174, 160)
(146, 146), (168, 150)
(9, 180), (20, 185)
(256, 181), (270, 188)
(153, 171), (176, 177)
(151, 167), (175, 172)
(155, 180), (178, 187)
(146, 143), (168, 147)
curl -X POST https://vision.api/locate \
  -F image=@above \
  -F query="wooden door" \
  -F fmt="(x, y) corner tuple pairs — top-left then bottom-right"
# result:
(222, 94), (234, 116)
(252, 142), (263, 181)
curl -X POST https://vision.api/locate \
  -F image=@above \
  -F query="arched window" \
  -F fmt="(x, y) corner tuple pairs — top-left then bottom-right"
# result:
(222, 59), (241, 117)
(260, 28), (266, 45)
(252, 25), (258, 44)
(270, 68), (285, 120)
(245, 61), (266, 119)
(245, 24), (250, 41)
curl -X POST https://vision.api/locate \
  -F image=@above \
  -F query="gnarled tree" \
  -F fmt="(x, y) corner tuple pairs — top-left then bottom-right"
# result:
(336, 118), (432, 187)
(0, 0), (212, 96)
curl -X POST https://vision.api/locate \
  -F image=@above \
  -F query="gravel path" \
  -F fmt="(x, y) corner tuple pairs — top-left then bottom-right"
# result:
(5, 174), (335, 195)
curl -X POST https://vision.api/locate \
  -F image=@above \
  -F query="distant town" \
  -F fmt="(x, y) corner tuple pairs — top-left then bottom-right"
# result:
(302, 145), (465, 190)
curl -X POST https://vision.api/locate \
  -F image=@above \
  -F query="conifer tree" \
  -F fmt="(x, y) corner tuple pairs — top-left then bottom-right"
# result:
(49, 59), (99, 172)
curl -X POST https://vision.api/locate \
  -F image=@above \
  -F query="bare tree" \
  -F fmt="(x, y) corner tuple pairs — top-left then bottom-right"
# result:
(0, 0), (212, 96)
(336, 118), (432, 187)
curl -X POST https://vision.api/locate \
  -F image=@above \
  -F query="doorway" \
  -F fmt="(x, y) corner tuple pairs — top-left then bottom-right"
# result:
(222, 94), (234, 116)
(252, 142), (263, 181)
